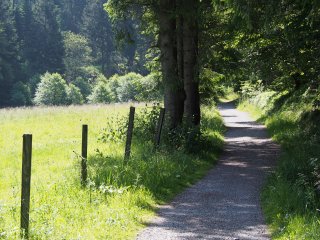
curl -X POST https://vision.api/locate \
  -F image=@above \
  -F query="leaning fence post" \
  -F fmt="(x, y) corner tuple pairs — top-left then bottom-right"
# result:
(124, 107), (135, 162)
(81, 124), (88, 186)
(154, 108), (165, 148)
(21, 134), (32, 238)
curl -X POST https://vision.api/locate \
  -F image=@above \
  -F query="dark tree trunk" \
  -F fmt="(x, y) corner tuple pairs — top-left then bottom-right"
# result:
(183, 0), (200, 125)
(176, 0), (184, 85)
(158, 0), (185, 128)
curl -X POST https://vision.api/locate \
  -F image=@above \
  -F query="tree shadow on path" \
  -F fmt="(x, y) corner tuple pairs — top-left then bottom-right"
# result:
(137, 102), (280, 240)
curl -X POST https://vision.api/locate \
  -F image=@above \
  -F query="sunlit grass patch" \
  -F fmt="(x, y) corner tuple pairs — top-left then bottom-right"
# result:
(239, 91), (320, 240)
(0, 103), (224, 239)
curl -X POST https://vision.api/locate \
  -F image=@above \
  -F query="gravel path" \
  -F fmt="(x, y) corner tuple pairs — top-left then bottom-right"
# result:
(136, 102), (280, 240)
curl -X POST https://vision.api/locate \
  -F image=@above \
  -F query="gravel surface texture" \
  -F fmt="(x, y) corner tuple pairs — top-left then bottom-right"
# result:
(136, 102), (280, 240)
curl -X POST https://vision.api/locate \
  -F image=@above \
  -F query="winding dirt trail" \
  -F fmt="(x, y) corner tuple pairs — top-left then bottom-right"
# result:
(136, 102), (280, 240)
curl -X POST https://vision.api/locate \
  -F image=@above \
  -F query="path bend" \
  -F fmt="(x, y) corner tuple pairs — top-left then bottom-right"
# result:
(136, 102), (280, 240)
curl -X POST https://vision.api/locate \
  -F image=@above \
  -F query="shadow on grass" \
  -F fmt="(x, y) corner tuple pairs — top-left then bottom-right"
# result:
(241, 91), (320, 239)
(86, 114), (224, 205)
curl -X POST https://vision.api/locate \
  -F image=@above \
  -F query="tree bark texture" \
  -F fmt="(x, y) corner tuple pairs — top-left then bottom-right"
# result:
(158, 0), (185, 128)
(176, 0), (184, 85)
(183, 0), (200, 125)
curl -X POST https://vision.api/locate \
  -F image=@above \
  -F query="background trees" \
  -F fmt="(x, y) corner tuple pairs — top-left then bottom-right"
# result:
(0, 0), (319, 130)
(63, 32), (93, 82)
(213, 0), (320, 93)
(34, 73), (68, 106)
(0, 0), (151, 107)
(0, 1), (21, 106)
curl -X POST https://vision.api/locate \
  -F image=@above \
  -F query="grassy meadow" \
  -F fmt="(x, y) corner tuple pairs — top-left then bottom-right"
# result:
(0, 103), (224, 239)
(239, 91), (320, 239)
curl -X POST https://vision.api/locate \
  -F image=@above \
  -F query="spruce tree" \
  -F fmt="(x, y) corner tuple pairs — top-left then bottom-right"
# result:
(0, 1), (21, 106)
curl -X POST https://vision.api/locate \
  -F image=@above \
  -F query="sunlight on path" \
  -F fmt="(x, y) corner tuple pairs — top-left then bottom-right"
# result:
(136, 102), (280, 240)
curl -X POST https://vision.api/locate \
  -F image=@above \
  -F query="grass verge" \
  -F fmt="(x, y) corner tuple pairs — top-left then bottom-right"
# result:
(238, 90), (320, 239)
(0, 103), (224, 239)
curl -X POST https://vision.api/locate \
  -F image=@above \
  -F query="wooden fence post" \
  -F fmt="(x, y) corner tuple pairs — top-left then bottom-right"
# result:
(21, 134), (32, 238)
(154, 108), (165, 148)
(81, 124), (88, 186)
(124, 107), (135, 162)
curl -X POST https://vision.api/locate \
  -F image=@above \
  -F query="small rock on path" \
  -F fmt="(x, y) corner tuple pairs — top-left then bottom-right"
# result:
(136, 102), (280, 240)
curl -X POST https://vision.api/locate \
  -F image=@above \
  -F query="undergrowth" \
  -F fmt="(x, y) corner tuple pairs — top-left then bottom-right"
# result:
(238, 88), (320, 239)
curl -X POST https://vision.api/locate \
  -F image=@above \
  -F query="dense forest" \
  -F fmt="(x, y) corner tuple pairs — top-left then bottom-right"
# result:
(0, 0), (154, 108)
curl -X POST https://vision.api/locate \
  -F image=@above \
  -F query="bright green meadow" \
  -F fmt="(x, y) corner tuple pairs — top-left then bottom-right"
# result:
(0, 103), (224, 239)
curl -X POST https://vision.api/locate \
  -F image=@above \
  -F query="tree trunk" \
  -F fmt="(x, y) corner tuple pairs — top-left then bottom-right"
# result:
(176, 0), (184, 86)
(183, 0), (200, 125)
(158, 0), (185, 128)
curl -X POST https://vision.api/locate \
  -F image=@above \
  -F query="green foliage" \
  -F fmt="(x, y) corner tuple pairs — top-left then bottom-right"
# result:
(72, 66), (104, 100)
(88, 81), (114, 104)
(0, 0), (154, 107)
(199, 68), (225, 104)
(0, 3), (21, 106)
(66, 84), (84, 105)
(18, 1), (64, 76)
(10, 82), (32, 106)
(222, 0), (320, 92)
(98, 104), (160, 145)
(98, 115), (128, 143)
(73, 77), (92, 99)
(98, 103), (225, 162)
(76, 66), (102, 85)
(239, 89), (320, 239)
(34, 72), (68, 106)
(59, 0), (87, 33)
(82, 0), (115, 75)
(134, 104), (160, 141)
(116, 72), (143, 102)
(107, 74), (120, 100)
(31, 71), (161, 106)
(136, 73), (162, 101)
(240, 77), (265, 100)
(27, 74), (41, 97)
(90, 104), (225, 201)
(105, 72), (161, 103)
(63, 31), (93, 81)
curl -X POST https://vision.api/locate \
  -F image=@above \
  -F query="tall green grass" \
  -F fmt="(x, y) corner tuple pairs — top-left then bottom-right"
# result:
(239, 90), (320, 239)
(0, 104), (224, 239)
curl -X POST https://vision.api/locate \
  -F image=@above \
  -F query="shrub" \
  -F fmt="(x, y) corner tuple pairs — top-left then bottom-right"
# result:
(106, 72), (161, 103)
(98, 115), (127, 144)
(76, 66), (101, 84)
(107, 74), (120, 101)
(67, 84), (84, 105)
(116, 72), (143, 102)
(10, 81), (32, 106)
(88, 81), (114, 104)
(134, 104), (160, 140)
(73, 77), (92, 99)
(34, 72), (68, 106)
(240, 74), (265, 100)
(136, 73), (162, 101)
(72, 67), (105, 99)
(199, 68), (225, 104)
(27, 74), (41, 96)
